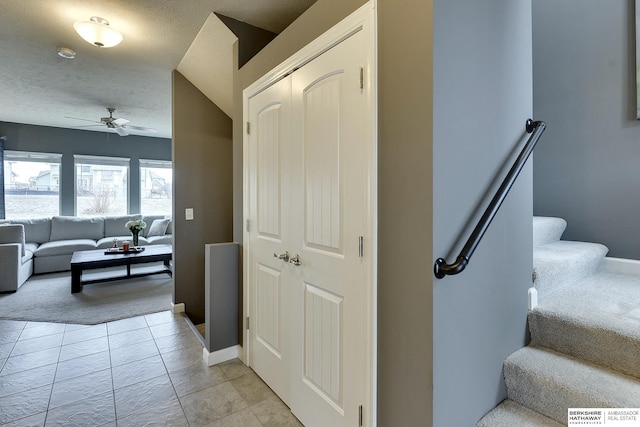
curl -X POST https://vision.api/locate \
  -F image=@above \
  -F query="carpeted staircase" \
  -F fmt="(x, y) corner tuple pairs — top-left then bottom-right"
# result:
(477, 216), (640, 426)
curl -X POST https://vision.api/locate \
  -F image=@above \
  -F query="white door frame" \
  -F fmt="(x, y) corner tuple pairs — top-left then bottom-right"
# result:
(242, 2), (377, 425)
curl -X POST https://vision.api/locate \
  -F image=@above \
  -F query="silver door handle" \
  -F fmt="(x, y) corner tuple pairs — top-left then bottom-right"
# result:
(273, 251), (290, 262)
(289, 254), (301, 266)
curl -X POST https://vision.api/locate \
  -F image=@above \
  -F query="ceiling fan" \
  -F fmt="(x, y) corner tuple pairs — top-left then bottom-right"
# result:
(66, 107), (157, 137)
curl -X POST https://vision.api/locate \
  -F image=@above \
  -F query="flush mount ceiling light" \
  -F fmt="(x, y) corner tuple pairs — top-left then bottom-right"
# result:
(73, 16), (123, 48)
(56, 47), (76, 59)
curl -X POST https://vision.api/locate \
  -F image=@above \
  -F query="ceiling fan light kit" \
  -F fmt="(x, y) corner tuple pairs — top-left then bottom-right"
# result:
(74, 16), (123, 48)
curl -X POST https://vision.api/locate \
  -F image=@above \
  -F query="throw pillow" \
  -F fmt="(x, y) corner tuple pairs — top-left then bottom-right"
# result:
(147, 218), (170, 237)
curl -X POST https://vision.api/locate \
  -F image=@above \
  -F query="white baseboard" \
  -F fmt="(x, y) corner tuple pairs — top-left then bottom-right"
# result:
(528, 287), (538, 310)
(203, 345), (240, 366)
(602, 257), (640, 276)
(172, 302), (185, 313)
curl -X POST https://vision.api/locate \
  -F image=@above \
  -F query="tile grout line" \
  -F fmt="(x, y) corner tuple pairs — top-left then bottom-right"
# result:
(42, 322), (65, 427)
(105, 320), (117, 425)
(0, 322), (26, 373)
(147, 311), (196, 427)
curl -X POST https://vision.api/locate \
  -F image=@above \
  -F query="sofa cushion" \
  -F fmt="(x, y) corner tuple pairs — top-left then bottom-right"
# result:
(34, 239), (98, 256)
(0, 224), (26, 256)
(97, 236), (149, 249)
(147, 219), (170, 237)
(165, 217), (173, 234)
(8, 218), (51, 244)
(50, 216), (104, 241)
(22, 250), (34, 263)
(133, 236), (149, 247)
(104, 215), (141, 238)
(147, 235), (172, 245)
(25, 243), (39, 254)
(97, 236), (125, 250)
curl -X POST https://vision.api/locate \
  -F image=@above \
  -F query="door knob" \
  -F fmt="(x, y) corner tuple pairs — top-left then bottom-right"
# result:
(289, 254), (301, 266)
(273, 251), (290, 262)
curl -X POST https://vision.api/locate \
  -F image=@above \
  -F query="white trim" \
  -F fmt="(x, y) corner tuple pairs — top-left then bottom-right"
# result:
(241, 67), (250, 366)
(4, 150), (62, 162)
(244, 3), (372, 99)
(243, 2), (377, 425)
(73, 154), (130, 165)
(139, 159), (172, 169)
(602, 257), (640, 276)
(171, 302), (185, 313)
(203, 345), (240, 366)
(528, 287), (538, 310)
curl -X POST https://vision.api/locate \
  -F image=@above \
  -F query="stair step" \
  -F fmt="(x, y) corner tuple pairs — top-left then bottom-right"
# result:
(533, 216), (567, 247)
(477, 399), (564, 427)
(533, 240), (608, 298)
(529, 271), (640, 380)
(504, 346), (640, 424)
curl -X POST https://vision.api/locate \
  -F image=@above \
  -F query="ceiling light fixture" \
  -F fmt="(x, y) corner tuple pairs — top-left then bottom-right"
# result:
(73, 16), (123, 48)
(56, 47), (76, 59)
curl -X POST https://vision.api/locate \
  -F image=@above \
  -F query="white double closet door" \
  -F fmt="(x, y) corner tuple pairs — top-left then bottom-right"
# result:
(247, 27), (372, 427)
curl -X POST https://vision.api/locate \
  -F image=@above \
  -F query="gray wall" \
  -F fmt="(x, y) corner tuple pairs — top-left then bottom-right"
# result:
(0, 121), (170, 216)
(533, 0), (640, 259)
(432, 1), (533, 425)
(172, 70), (233, 325)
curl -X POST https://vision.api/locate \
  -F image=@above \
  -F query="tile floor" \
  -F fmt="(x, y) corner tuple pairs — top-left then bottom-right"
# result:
(0, 310), (303, 427)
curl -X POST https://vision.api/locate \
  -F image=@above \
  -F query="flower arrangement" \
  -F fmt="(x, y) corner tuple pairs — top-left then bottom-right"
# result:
(125, 220), (146, 246)
(125, 219), (147, 232)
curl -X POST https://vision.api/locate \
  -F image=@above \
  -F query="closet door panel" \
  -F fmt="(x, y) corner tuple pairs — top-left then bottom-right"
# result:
(247, 77), (293, 405)
(256, 104), (283, 240)
(303, 74), (343, 255)
(290, 29), (368, 427)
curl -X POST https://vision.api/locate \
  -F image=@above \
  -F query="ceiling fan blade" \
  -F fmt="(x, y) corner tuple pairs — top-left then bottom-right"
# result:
(114, 126), (129, 136)
(112, 118), (129, 126)
(123, 125), (157, 133)
(65, 116), (101, 124)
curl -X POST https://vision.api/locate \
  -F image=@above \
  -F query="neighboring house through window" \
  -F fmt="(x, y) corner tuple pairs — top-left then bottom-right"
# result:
(75, 155), (129, 216)
(3, 151), (62, 218)
(140, 159), (172, 216)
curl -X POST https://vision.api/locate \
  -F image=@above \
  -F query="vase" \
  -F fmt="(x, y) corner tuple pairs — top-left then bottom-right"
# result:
(131, 230), (139, 247)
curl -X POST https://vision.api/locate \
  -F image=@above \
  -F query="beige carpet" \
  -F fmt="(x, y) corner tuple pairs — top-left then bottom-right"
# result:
(0, 266), (173, 325)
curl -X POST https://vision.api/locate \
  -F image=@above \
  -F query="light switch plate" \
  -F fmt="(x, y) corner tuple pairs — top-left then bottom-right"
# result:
(185, 208), (194, 221)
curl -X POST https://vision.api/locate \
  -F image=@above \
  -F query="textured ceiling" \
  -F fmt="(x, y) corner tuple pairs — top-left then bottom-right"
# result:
(0, 0), (315, 139)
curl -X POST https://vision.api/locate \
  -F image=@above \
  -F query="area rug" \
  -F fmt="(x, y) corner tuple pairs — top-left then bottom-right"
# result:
(0, 268), (173, 325)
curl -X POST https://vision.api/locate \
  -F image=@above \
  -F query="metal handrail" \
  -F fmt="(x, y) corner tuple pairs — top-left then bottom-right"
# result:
(434, 119), (546, 279)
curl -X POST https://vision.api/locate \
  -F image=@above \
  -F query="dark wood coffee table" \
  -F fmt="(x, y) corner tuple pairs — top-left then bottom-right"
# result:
(70, 244), (172, 293)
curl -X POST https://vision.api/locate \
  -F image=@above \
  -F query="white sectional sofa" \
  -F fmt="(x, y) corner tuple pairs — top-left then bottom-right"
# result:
(0, 214), (172, 293)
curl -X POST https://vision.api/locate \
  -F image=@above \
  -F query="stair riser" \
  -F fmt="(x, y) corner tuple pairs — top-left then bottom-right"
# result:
(529, 312), (640, 380)
(505, 348), (640, 424)
(533, 217), (567, 247)
(505, 363), (601, 423)
(533, 242), (609, 299)
(476, 399), (565, 427)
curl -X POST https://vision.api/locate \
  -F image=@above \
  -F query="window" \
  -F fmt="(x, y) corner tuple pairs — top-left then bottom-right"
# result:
(140, 159), (172, 215)
(75, 155), (129, 216)
(3, 151), (62, 218)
